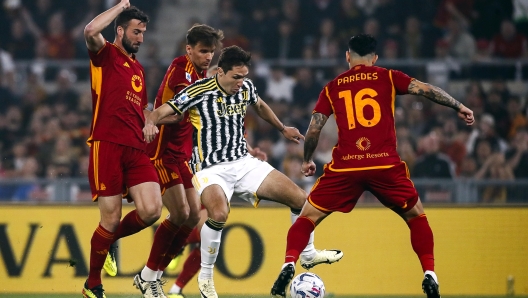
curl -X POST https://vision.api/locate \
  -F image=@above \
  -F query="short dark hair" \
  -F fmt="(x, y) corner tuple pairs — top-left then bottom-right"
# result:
(114, 6), (149, 35)
(186, 24), (224, 48)
(348, 34), (377, 56)
(218, 46), (251, 72)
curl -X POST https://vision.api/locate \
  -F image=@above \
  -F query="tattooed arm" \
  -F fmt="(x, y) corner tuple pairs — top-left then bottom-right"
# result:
(408, 79), (475, 125)
(301, 113), (328, 176)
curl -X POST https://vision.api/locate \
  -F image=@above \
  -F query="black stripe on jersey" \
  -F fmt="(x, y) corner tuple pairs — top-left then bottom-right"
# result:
(187, 78), (216, 97)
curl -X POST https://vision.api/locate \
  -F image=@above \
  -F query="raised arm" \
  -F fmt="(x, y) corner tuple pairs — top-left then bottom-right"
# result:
(84, 0), (130, 52)
(301, 113), (328, 176)
(408, 79), (475, 125)
(252, 96), (304, 143)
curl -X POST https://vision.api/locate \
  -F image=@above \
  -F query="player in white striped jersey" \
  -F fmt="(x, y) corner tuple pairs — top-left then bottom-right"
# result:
(143, 46), (343, 298)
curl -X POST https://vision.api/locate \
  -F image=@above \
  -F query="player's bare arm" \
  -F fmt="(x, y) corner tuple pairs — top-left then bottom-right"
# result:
(143, 104), (178, 143)
(84, 0), (130, 52)
(408, 79), (475, 125)
(253, 96), (305, 144)
(301, 113), (328, 176)
(143, 109), (183, 125)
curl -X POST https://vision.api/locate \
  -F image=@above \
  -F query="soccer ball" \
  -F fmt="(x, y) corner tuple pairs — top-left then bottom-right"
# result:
(289, 272), (325, 298)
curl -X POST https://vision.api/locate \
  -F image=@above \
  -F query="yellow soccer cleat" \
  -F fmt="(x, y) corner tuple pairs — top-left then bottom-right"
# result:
(82, 281), (106, 298)
(167, 253), (182, 270)
(103, 243), (117, 277)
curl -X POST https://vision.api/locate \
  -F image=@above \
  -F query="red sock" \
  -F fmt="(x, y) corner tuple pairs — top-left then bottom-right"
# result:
(407, 214), (435, 272)
(285, 216), (315, 264)
(158, 225), (193, 271)
(146, 220), (180, 270)
(112, 210), (148, 241)
(87, 225), (114, 288)
(185, 227), (200, 244)
(175, 246), (201, 288)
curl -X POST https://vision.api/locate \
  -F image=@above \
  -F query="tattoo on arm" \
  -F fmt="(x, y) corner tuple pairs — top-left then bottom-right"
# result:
(304, 113), (328, 162)
(408, 80), (461, 111)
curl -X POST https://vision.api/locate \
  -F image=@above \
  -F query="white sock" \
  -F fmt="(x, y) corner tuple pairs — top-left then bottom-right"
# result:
(198, 222), (223, 280)
(282, 262), (295, 270)
(169, 283), (182, 294)
(141, 265), (158, 281)
(290, 211), (316, 260)
(156, 270), (163, 280)
(425, 270), (439, 284)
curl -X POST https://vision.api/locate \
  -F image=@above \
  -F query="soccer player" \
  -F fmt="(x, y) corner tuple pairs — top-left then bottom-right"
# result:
(270, 34), (475, 298)
(82, 1), (163, 297)
(129, 24), (224, 298)
(143, 45), (343, 298)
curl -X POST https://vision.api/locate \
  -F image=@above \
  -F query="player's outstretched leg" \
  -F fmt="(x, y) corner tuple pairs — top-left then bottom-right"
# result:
(270, 263), (295, 298)
(300, 248), (344, 270)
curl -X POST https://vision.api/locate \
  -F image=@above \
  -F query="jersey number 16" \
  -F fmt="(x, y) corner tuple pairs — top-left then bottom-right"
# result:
(339, 88), (381, 130)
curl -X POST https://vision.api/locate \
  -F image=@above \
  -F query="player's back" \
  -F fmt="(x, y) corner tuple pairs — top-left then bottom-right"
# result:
(319, 64), (412, 171)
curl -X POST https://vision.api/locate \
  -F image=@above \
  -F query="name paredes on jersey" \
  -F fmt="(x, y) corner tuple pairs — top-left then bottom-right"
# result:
(338, 72), (378, 85)
(216, 96), (247, 117)
(341, 152), (389, 161)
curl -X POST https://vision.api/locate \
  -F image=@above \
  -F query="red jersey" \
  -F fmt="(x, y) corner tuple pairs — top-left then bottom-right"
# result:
(147, 55), (206, 160)
(314, 65), (412, 171)
(87, 41), (148, 151)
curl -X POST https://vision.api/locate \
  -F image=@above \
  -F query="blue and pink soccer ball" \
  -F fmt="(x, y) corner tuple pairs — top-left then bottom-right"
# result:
(289, 272), (325, 298)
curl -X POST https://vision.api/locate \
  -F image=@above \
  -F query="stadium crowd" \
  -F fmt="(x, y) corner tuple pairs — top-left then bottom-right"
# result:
(0, 0), (527, 202)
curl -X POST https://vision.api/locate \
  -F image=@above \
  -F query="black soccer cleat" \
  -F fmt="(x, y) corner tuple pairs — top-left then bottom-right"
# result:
(270, 264), (295, 298)
(422, 274), (441, 298)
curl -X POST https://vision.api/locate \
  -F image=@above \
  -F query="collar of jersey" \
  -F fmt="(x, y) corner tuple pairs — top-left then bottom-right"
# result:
(214, 75), (229, 95)
(111, 42), (137, 62)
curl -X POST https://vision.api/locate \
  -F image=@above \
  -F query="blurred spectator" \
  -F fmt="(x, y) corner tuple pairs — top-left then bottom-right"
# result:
(292, 67), (322, 107)
(372, 0), (404, 39)
(363, 18), (386, 52)
(459, 156), (478, 177)
(265, 20), (301, 59)
(397, 138), (417, 170)
(475, 152), (514, 203)
(413, 132), (456, 178)
(471, 0), (513, 39)
(241, 8), (271, 51)
(513, 0), (528, 36)
(439, 118), (467, 174)
(472, 39), (492, 62)
(426, 39), (461, 90)
(506, 96), (527, 138)
(221, 22), (250, 50)
(300, 0), (340, 39)
(488, 78), (511, 103)
(401, 16), (424, 59)
(314, 18), (338, 59)
(265, 66), (295, 103)
(208, 0), (242, 30)
(336, 0), (365, 45)
(506, 129), (528, 178)
(466, 113), (509, 156)
(490, 19), (528, 58)
(434, 0), (474, 29)
(282, 154), (315, 193)
(4, 17), (36, 60)
(44, 68), (79, 111)
(1, 106), (24, 151)
(445, 18), (476, 59)
(381, 39), (399, 60)
(11, 156), (41, 201)
(484, 91), (511, 139)
(0, 44), (16, 91)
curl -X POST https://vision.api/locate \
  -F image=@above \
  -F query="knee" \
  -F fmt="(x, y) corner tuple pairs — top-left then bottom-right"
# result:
(140, 200), (162, 225)
(185, 210), (201, 227)
(168, 205), (190, 225)
(208, 208), (228, 223)
(100, 210), (122, 231)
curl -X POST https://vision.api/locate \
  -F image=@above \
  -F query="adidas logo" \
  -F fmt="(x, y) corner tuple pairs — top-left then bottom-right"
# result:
(100, 183), (106, 190)
(123, 62), (130, 68)
(171, 172), (179, 179)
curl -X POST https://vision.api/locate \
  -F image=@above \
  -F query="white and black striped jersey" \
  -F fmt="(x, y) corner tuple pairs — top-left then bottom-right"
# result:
(167, 75), (259, 173)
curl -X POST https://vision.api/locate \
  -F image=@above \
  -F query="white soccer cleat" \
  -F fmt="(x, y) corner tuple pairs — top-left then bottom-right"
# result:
(198, 277), (218, 298)
(133, 273), (161, 298)
(157, 279), (168, 298)
(300, 249), (344, 270)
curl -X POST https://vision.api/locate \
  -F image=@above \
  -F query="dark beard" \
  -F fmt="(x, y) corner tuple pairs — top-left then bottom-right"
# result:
(122, 34), (139, 54)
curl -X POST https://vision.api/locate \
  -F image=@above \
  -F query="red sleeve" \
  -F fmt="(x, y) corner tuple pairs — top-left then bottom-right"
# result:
(313, 85), (333, 116)
(88, 41), (113, 67)
(390, 69), (413, 95)
(167, 67), (190, 94)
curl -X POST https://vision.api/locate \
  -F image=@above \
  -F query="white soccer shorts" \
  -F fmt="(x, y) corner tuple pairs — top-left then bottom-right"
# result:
(192, 154), (274, 207)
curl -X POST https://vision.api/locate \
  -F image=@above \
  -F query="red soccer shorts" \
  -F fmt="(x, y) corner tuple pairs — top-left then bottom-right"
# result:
(151, 154), (194, 195)
(89, 140), (159, 201)
(308, 162), (418, 214)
